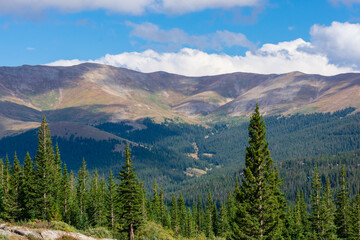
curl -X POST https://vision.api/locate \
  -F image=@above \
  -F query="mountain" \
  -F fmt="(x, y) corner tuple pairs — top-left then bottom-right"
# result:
(0, 63), (360, 137)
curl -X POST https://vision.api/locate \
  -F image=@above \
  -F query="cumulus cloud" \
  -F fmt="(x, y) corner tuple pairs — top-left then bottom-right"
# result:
(47, 38), (354, 76)
(127, 22), (256, 51)
(0, 0), (262, 15)
(309, 21), (360, 68)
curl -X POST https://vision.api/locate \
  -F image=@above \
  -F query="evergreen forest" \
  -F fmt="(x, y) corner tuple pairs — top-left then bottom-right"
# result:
(0, 105), (360, 239)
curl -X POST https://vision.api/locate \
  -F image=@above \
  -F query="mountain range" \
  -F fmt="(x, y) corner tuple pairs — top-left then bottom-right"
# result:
(0, 63), (360, 137)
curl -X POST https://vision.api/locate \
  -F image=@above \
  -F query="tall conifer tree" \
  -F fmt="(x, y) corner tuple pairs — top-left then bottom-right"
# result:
(117, 145), (142, 240)
(335, 165), (351, 238)
(34, 116), (56, 220)
(77, 159), (89, 228)
(351, 192), (360, 239)
(171, 195), (178, 233)
(230, 103), (285, 239)
(9, 152), (22, 220)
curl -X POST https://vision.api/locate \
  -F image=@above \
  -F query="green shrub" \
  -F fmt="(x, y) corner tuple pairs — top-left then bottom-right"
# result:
(51, 221), (76, 233)
(0, 234), (10, 240)
(136, 222), (176, 240)
(84, 227), (112, 238)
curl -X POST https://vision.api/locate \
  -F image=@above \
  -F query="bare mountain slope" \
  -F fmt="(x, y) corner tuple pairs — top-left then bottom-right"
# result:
(0, 63), (359, 136)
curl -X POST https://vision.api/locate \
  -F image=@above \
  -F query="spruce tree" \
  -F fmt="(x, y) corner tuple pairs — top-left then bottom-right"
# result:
(151, 180), (160, 223)
(2, 155), (11, 220)
(88, 170), (105, 227)
(229, 103), (285, 239)
(53, 144), (63, 220)
(218, 203), (229, 237)
(204, 192), (214, 237)
(0, 158), (5, 219)
(309, 168), (322, 237)
(160, 187), (165, 226)
(197, 196), (203, 233)
(20, 152), (36, 220)
(77, 159), (89, 228)
(171, 195), (178, 233)
(335, 165), (351, 238)
(61, 163), (71, 223)
(178, 194), (186, 236)
(321, 176), (336, 239)
(9, 152), (22, 220)
(34, 116), (56, 220)
(351, 191), (360, 239)
(117, 145), (142, 240)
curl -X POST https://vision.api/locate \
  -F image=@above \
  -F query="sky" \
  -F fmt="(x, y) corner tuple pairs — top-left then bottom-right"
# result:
(1, 0), (360, 76)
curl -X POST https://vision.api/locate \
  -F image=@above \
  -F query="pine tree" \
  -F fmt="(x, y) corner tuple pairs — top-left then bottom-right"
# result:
(290, 190), (307, 239)
(53, 144), (63, 220)
(160, 187), (165, 226)
(178, 194), (186, 236)
(335, 165), (351, 238)
(171, 195), (178, 233)
(309, 168), (322, 237)
(117, 145), (142, 240)
(88, 170), (105, 227)
(0, 158), (6, 220)
(2, 155), (11, 220)
(212, 203), (218, 236)
(218, 203), (229, 237)
(61, 163), (71, 223)
(34, 116), (56, 220)
(229, 103), (285, 239)
(106, 170), (117, 231)
(20, 152), (36, 220)
(204, 192), (213, 237)
(77, 159), (89, 228)
(351, 191), (360, 239)
(197, 196), (203, 233)
(151, 180), (160, 223)
(321, 176), (336, 239)
(68, 171), (78, 226)
(9, 152), (22, 220)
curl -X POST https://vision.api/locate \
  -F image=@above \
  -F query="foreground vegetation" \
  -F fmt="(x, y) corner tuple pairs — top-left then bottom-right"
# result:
(1, 105), (360, 239)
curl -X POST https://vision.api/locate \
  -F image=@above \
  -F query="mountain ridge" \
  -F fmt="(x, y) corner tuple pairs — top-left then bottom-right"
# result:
(1, 63), (359, 136)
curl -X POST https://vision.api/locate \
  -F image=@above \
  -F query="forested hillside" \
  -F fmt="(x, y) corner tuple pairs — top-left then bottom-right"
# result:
(1, 106), (360, 239)
(0, 107), (359, 204)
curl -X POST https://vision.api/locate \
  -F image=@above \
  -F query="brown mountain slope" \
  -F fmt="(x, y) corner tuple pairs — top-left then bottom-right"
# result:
(0, 63), (359, 135)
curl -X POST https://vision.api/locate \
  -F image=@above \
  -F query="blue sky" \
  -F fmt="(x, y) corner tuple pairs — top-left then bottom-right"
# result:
(1, 0), (360, 76)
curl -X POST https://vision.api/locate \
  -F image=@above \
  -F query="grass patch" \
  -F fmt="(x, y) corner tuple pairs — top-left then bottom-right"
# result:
(0, 235), (10, 240)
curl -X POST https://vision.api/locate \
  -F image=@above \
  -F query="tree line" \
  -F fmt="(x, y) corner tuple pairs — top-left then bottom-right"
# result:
(1, 106), (360, 239)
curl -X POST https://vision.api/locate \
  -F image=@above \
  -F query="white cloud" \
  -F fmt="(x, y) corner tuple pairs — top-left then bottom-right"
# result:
(127, 22), (256, 51)
(26, 47), (35, 51)
(49, 21), (360, 76)
(0, 0), (262, 15)
(47, 39), (354, 77)
(309, 21), (360, 68)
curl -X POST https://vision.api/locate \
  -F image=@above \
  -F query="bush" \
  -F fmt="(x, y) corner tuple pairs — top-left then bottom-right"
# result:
(84, 227), (112, 238)
(50, 221), (76, 233)
(136, 222), (176, 240)
(0, 235), (10, 240)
